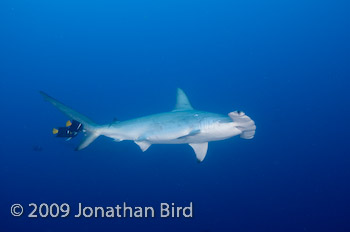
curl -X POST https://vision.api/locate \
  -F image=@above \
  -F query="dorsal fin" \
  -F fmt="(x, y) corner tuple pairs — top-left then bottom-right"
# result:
(174, 88), (193, 111)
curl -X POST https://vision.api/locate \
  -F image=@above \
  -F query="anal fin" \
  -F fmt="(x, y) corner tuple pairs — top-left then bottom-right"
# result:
(135, 141), (151, 152)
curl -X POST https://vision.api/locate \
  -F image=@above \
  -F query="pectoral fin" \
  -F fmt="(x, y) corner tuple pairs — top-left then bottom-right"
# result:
(177, 129), (201, 139)
(189, 142), (208, 162)
(135, 141), (151, 152)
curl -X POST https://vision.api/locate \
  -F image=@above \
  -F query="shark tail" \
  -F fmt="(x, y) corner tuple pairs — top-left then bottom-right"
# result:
(229, 111), (256, 139)
(40, 91), (101, 150)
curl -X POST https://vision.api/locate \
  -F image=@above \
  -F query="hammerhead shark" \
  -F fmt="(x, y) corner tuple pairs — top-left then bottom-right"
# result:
(40, 89), (256, 162)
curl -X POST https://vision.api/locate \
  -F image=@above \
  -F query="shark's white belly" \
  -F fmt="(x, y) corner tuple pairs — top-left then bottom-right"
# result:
(147, 122), (241, 144)
(100, 110), (242, 144)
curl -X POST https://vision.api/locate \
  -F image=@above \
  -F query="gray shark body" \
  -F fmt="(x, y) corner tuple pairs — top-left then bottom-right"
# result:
(41, 89), (256, 162)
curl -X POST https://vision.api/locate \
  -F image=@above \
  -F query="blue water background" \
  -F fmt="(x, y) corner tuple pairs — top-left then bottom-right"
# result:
(0, 0), (349, 231)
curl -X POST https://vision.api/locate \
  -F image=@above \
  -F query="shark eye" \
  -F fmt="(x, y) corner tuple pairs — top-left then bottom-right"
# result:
(235, 111), (245, 116)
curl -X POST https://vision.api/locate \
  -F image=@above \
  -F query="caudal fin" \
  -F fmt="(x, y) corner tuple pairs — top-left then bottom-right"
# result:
(229, 111), (256, 139)
(40, 91), (100, 150)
